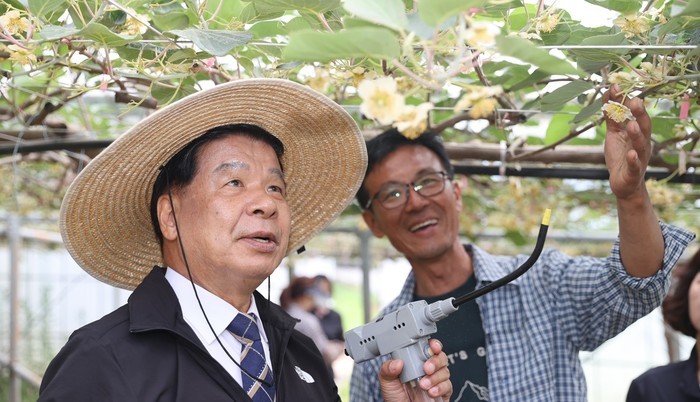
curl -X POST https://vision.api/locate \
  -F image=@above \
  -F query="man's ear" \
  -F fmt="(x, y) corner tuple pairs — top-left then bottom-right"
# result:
(451, 176), (463, 212)
(157, 194), (178, 241)
(362, 209), (385, 238)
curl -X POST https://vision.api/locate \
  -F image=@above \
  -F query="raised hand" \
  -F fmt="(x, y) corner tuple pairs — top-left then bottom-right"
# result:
(602, 85), (653, 201)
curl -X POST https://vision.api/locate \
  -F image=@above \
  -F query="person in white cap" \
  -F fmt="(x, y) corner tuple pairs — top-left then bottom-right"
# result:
(38, 79), (452, 401)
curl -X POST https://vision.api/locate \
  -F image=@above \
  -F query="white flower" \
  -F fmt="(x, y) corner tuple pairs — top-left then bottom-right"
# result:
(613, 14), (651, 38)
(393, 103), (434, 139)
(608, 71), (636, 86)
(357, 77), (405, 125)
(534, 12), (560, 33)
(464, 20), (499, 49)
(0, 10), (29, 35)
(602, 100), (634, 123)
(121, 8), (150, 36)
(306, 68), (330, 93)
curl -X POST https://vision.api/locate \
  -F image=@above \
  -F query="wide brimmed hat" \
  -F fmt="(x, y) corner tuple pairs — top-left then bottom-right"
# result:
(60, 78), (367, 290)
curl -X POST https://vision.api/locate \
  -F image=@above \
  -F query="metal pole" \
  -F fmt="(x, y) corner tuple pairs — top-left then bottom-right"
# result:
(359, 230), (372, 323)
(9, 214), (21, 402)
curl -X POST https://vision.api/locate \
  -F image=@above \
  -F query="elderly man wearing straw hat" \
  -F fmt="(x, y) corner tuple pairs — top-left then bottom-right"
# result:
(38, 79), (452, 401)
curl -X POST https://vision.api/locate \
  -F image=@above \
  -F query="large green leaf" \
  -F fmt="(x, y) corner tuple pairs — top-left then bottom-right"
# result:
(202, 0), (247, 28)
(170, 29), (253, 56)
(582, 0), (642, 14)
(283, 27), (400, 62)
(0, 0), (24, 12)
(252, 0), (341, 14)
(568, 33), (629, 62)
(343, 0), (408, 32)
(66, 0), (101, 28)
(285, 15), (318, 32)
(151, 77), (198, 106)
(545, 113), (574, 145)
(79, 23), (141, 47)
(506, 4), (539, 32)
(418, 0), (483, 27)
(541, 80), (594, 112)
(28, 0), (66, 20)
(495, 35), (580, 76)
(678, 1), (700, 17)
(572, 98), (603, 125)
(508, 68), (550, 92)
(151, 5), (197, 32)
(249, 20), (287, 39)
(38, 25), (79, 41)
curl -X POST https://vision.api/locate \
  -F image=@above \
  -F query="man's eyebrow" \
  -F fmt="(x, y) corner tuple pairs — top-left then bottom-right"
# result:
(270, 167), (284, 180)
(213, 161), (248, 173)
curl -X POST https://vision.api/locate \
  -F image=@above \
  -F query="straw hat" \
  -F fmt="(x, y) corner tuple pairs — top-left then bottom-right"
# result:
(60, 78), (367, 290)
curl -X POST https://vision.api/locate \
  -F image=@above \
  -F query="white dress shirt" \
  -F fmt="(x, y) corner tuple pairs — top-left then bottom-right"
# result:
(165, 268), (274, 385)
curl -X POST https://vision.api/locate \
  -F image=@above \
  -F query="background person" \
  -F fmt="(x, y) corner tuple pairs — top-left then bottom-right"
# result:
(349, 86), (695, 402)
(38, 78), (452, 402)
(626, 246), (700, 401)
(280, 276), (345, 370)
(312, 274), (345, 343)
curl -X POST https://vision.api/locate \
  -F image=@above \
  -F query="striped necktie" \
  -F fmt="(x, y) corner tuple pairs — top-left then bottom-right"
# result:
(227, 312), (276, 402)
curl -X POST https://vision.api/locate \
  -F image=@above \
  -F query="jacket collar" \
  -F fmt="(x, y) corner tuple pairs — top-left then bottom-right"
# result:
(680, 346), (700, 397)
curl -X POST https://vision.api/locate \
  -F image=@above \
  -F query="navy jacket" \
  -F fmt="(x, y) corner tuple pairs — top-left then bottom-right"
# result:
(39, 267), (340, 401)
(626, 347), (700, 402)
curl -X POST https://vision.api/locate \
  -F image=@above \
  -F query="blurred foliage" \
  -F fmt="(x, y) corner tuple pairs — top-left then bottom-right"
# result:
(1, 0), (699, 240)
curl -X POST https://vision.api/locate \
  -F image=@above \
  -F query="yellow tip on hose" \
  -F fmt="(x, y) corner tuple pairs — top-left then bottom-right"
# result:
(542, 209), (552, 226)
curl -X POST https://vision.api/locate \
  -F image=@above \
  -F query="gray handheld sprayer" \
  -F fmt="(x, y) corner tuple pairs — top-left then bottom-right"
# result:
(344, 209), (551, 401)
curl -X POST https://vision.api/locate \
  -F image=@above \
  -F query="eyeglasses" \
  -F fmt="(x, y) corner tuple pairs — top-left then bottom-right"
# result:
(365, 171), (450, 210)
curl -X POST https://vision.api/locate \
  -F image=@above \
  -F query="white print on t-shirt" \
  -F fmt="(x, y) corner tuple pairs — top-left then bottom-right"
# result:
(454, 380), (489, 401)
(446, 349), (469, 365)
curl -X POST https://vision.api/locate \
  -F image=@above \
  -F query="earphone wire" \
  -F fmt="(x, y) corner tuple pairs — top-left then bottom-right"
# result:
(165, 172), (273, 388)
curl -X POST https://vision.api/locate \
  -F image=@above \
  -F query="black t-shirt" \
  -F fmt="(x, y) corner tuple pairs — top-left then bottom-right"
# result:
(415, 274), (489, 401)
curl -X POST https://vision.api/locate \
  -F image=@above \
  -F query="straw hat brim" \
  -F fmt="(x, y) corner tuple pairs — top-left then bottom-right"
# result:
(59, 78), (367, 290)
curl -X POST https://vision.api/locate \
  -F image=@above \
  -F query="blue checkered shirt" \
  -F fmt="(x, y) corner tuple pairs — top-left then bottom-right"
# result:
(349, 223), (695, 402)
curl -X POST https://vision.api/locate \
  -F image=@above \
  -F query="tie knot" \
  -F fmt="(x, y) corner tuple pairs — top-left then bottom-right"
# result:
(228, 312), (261, 343)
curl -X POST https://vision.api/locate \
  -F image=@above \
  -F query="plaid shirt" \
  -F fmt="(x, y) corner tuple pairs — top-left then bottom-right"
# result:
(349, 223), (695, 402)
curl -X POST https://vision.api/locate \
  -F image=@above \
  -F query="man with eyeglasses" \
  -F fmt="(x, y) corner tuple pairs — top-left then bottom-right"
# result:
(349, 86), (695, 402)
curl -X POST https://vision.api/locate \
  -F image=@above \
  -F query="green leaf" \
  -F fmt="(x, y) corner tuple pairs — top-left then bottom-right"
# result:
(582, 0), (641, 14)
(418, 0), (483, 27)
(170, 29), (252, 56)
(28, 0), (66, 20)
(572, 98), (603, 125)
(541, 80), (594, 112)
(66, 0), (101, 28)
(508, 68), (550, 92)
(152, 9), (196, 32)
(249, 20), (286, 39)
(252, 0), (341, 14)
(569, 33), (630, 62)
(283, 27), (400, 62)
(202, 0), (247, 28)
(544, 113), (573, 145)
(495, 35), (580, 76)
(343, 0), (409, 32)
(0, 0), (24, 12)
(167, 48), (199, 63)
(506, 4), (538, 32)
(285, 16), (317, 32)
(79, 23), (140, 46)
(677, 1), (700, 17)
(38, 25), (79, 41)
(151, 77), (198, 106)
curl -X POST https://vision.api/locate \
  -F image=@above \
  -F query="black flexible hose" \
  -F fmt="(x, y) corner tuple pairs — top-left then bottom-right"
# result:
(452, 209), (551, 308)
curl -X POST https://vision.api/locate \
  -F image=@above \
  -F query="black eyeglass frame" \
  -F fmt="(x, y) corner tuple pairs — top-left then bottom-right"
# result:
(364, 171), (452, 210)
